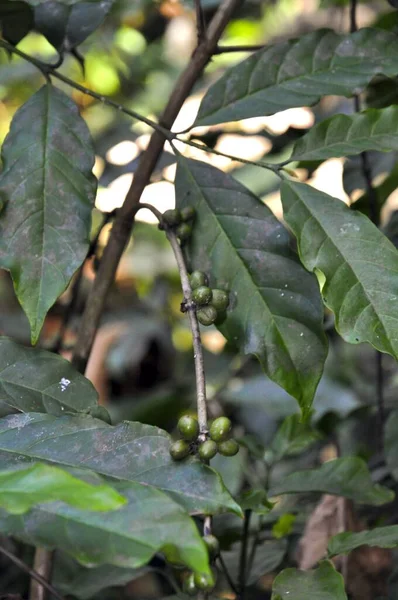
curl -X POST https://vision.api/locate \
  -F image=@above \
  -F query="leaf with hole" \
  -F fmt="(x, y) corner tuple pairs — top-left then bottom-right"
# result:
(271, 561), (347, 600)
(0, 463), (125, 514)
(0, 337), (98, 415)
(195, 28), (398, 126)
(328, 525), (398, 557)
(286, 107), (398, 162)
(269, 456), (394, 505)
(0, 472), (211, 575)
(281, 181), (398, 360)
(0, 84), (97, 344)
(175, 158), (327, 419)
(0, 413), (241, 517)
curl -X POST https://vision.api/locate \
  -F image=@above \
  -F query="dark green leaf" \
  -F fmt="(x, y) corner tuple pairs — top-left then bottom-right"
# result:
(0, 474), (211, 574)
(0, 337), (98, 414)
(176, 158), (327, 419)
(0, 0), (33, 45)
(281, 181), (398, 360)
(0, 463), (125, 514)
(270, 414), (321, 461)
(384, 410), (398, 480)
(238, 489), (275, 514)
(0, 85), (97, 343)
(366, 75), (398, 109)
(269, 457), (394, 505)
(34, 0), (113, 52)
(328, 525), (398, 557)
(271, 561), (347, 600)
(286, 107), (398, 162)
(195, 28), (398, 126)
(223, 539), (287, 585)
(0, 413), (241, 516)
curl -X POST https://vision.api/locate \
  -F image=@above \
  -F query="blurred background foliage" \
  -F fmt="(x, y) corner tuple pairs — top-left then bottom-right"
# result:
(2, 0), (398, 598)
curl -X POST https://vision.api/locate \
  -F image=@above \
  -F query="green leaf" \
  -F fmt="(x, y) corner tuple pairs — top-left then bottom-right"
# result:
(286, 107), (398, 163)
(238, 489), (275, 514)
(270, 413), (321, 461)
(328, 525), (398, 557)
(195, 28), (398, 126)
(269, 456), (394, 505)
(0, 1), (33, 45)
(272, 514), (296, 539)
(271, 561), (347, 600)
(281, 181), (398, 360)
(34, 1), (113, 52)
(176, 158), (327, 419)
(0, 463), (125, 514)
(0, 475), (211, 575)
(9, 0), (102, 5)
(384, 410), (398, 480)
(0, 84), (97, 344)
(0, 337), (98, 414)
(0, 413), (241, 516)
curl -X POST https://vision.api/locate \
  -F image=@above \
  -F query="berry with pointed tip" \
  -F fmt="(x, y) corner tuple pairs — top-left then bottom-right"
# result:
(169, 440), (190, 461)
(182, 573), (197, 596)
(210, 289), (229, 311)
(209, 417), (232, 442)
(218, 439), (239, 456)
(176, 222), (192, 242)
(181, 206), (196, 222)
(197, 305), (218, 326)
(194, 571), (216, 592)
(190, 271), (208, 289)
(163, 209), (181, 227)
(192, 286), (212, 306)
(177, 415), (199, 441)
(198, 440), (218, 461)
(203, 534), (220, 559)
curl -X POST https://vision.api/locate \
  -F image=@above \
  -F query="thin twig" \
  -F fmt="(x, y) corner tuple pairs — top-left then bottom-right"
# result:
(238, 509), (252, 599)
(71, 0), (244, 374)
(214, 44), (265, 54)
(0, 547), (63, 600)
(218, 553), (239, 594)
(195, 0), (207, 42)
(349, 0), (358, 33)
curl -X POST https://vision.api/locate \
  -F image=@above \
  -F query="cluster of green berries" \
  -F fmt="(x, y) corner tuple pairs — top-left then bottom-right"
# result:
(182, 535), (220, 594)
(169, 415), (239, 462)
(161, 207), (195, 243)
(189, 271), (229, 327)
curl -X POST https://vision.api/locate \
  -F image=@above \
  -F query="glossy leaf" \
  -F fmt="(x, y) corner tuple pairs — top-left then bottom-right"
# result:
(271, 561), (347, 600)
(176, 158), (327, 419)
(286, 107), (398, 162)
(0, 413), (241, 516)
(34, 0), (113, 52)
(0, 85), (97, 343)
(0, 463), (125, 514)
(0, 337), (98, 415)
(281, 181), (398, 360)
(0, 1), (33, 45)
(270, 413), (321, 461)
(384, 410), (398, 480)
(0, 474), (211, 575)
(328, 525), (398, 557)
(269, 457), (394, 505)
(195, 28), (398, 126)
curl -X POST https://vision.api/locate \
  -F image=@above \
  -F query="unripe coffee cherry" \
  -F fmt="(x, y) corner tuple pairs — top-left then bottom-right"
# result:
(176, 222), (192, 242)
(197, 305), (218, 326)
(177, 415), (199, 441)
(181, 206), (196, 222)
(190, 271), (208, 289)
(163, 209), (181, 227)
(192, 286), (212, 306)
(169, 440), (190, 461)
(203, 534), (220, 559)
(211, 289), (229, 311)
(182, 573), (197, 596)
(198, 440), (218, 461)
(209, 417), (232, 442)
(218, 439), (239, 456)
(194, 570), (216, 592)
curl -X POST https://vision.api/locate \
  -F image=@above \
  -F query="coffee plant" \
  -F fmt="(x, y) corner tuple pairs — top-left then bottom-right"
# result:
(1, 0), (398, 599)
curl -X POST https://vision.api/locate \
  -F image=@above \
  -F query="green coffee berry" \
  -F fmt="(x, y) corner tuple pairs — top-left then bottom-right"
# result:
(218, 438), (239, 456)
(194, 571), (216, 592)
(190, 270), (208, 289)
(210, 289), (229, 311)
(192, 286), (212, 306)
(163, 209), (181, 227)
(197, 305), (218, 326)
(209, 417), (232, 442)
(198, 440), (218, 461)
(203, 534), (220, 559)
(88, 406), (112, 424)
(169, 439), (190, 461)
(177, 415), (199, 441)
(181, 206), (196, 222)
(176, 223), (192, 242)
(182, 573), (197, 596)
